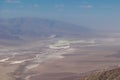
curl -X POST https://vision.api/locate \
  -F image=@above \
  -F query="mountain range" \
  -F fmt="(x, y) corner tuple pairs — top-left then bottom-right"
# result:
(0, 17), (94, 41)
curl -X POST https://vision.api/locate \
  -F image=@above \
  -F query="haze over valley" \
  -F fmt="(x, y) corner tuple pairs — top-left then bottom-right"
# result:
(0, 18), (120, 80)
(0, 0), (120, 80)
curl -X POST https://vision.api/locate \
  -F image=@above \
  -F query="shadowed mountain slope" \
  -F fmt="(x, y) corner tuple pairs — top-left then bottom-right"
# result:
(0, 18), (94, 40)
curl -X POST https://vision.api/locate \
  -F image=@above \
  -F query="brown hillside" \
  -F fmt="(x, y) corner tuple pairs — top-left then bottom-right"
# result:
(80, 68), (120, 80)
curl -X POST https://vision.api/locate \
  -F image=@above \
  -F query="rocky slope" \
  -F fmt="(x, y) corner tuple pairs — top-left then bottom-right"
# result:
(80, 67), (120, 80)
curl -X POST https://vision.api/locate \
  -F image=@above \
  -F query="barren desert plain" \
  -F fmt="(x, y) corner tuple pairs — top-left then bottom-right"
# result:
(0, 36), (120, 80)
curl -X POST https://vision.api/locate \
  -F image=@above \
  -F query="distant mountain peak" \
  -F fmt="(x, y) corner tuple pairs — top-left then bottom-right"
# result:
(0, 17), (94, 41)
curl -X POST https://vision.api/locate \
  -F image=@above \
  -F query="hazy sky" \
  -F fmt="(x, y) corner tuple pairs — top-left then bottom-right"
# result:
(0, 0), (120, 31)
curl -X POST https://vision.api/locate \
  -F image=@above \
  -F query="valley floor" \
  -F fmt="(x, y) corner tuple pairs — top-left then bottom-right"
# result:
(0, 37), (120, 80)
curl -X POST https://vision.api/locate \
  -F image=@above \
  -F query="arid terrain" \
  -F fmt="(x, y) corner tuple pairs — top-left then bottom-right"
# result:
(0, 35), (120, 80)
(1, 0), (120, 79)
(80, 67), (120, 80)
